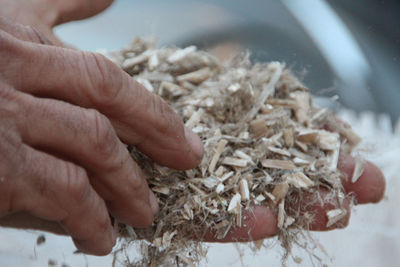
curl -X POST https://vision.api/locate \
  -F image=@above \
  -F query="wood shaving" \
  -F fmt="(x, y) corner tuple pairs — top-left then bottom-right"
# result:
(326, 209), (347, 228)
(104, 37), (361, 266)
(351, 156), (366, 183)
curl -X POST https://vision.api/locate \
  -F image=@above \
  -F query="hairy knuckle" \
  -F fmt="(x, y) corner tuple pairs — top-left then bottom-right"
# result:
(82, 52), (123, 106)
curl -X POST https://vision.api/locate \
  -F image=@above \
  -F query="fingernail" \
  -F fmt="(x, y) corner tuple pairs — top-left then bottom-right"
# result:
(184, 126), (204, 160)
(149, 191), (159, 216)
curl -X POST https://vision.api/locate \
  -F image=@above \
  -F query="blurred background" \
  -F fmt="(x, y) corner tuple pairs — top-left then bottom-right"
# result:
(55, 0), (400, 121)
(0, 0), (399, 266)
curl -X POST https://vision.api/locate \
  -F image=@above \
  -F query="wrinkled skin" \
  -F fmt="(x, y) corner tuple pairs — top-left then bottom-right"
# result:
(0, 0), (385, 256)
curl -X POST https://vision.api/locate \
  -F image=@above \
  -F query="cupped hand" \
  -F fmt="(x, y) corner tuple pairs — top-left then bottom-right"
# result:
(0, 14), (203, 255)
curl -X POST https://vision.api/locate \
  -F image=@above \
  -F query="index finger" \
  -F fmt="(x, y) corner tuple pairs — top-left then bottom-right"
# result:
(5, 35), (203, 170)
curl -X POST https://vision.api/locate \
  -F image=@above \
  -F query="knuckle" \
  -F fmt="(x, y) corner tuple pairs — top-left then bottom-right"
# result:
(23, 25), (52, 45)
(81, 52), (123, 106)
(64, 164), (90, 203)
(150, 95), (181, 134)
(0, 31), (24, 75)
(95, 206), (111, 233)
(88, 110), (118, 157)
(129, 172), (145, 192)
(0, 85), (24, 123)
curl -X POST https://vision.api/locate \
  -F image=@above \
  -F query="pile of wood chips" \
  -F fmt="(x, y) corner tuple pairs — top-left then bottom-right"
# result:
(102, 38), (362, 266)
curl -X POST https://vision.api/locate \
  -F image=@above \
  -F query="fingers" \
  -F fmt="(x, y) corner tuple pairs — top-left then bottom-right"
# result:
(338, 154), (386, 204)
(5, 38), (203, 169)
(16, 94), (158, 227)
(204, 190), (351, 243)
(202, 206), (278, 242)
(285, 189), (351, 231)
(15, 144), (115, 255)
(204, 154), (385, 242)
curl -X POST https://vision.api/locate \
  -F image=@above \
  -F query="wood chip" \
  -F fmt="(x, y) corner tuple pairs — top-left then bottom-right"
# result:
(295, 140), (308, 151)
(292, 91), (311, 124)
(317, 131), (340, 151)
(122, 50), (152, 68)
(234, 150), (253, 163)
(297, 130), (319, 143)
(283, 128), (294, 147)
(152, 186), (170, 195)
(185, 108), (204, 129)
(162, 230), (177, 248)
(227, 83), (241, 93)
(136, 77), (154, 92)
(220, 171), (234, 182)
(176, 67), (211, 84)
(277, 199), (286, 228)
(208, 139), (228, 174)
(264, 192), (276, 203)
(326, 134), (340, 171)
(255, 194), (266, 203)
(261, 159), (296, 170)
(268, 146), (291, 157)
(239, 179), (250, 201)
(188, 183), (206, 196)
(227, 193), (242, 214)
(326, 209), (347, 227)
(272, 182), (289, 203)
(202, 176), (219, 189)
(284, 216), (295, 228)
(351, 156), (366, 183)
(249, 119), (269, 137)
(215, 183), (225, 194)
(167, 45), (196, 63)
(285, 172), (315, 188)
(244, 62), (283, 121)
(222, 157), (248, 167)
(148, 52), (159, 70)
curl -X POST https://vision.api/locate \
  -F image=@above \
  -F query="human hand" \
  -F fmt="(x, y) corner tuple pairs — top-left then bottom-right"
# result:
(0, 15), (203, 255)
(0, 0), (385, 251)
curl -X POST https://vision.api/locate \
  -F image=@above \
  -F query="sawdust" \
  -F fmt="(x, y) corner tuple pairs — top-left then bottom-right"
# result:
(101, 37), (361, 266)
